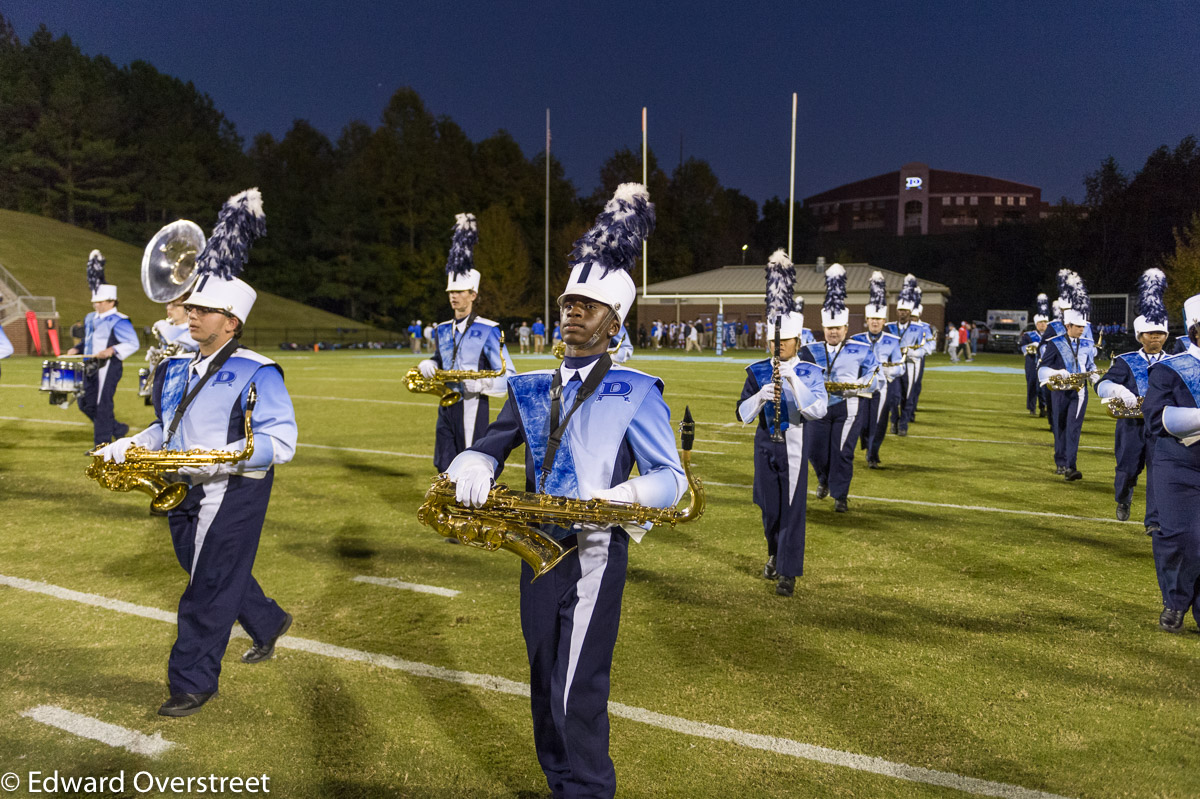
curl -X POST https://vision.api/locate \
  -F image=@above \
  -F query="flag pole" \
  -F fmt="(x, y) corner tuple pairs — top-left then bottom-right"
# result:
(788, 92), (797, 260)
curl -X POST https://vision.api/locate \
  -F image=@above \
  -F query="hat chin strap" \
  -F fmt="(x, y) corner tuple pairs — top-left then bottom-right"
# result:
(579, 307), (619, 351)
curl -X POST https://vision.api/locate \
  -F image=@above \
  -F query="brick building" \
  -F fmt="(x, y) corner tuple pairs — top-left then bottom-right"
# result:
(805, 162), (1044, 236)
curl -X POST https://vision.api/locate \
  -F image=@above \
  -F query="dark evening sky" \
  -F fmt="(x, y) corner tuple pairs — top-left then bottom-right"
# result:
(6, 1), (1199, 207)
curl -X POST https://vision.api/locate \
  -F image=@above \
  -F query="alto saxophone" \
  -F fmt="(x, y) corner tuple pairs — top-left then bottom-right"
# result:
(1024, 342), (1040, 356)
(416, 407), (707, 579)
(1047, 370), (1102, 391)
(1102, 396), (1144, 419)
(406, 334), (507, 407)
(85, 384), (258, 512)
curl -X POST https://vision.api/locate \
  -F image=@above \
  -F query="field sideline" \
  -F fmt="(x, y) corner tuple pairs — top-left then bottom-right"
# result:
(1, 349), (1197, 799)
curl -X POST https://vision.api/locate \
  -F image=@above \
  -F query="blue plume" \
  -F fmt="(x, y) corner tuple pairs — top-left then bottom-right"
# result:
(569, 183), (655, 276)
(765, 249), (795, 321)
(446, 213), (478, 278)
(195, 188), (266, 280)
(86, 250), (105, 293)
(897, 273), (918, 306)
(1056, 268), (1072, 303)
(1036, 293), (1050, 317)
(1066, 271), (1090, 316)
(1137, 268), (1168, 326)
(868, 270), (887, 309)
(823, 263), (847, 314)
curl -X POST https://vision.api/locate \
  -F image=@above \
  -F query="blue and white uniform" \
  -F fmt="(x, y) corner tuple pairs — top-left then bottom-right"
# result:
(1097, 349), (1166, 528)
(851, 331), (903, 465)
(132, 343), (297, 696)
(430, 315), (514, 471)
(610, 325), (633, 363)
(803, 339), (880, 500)
(1019, 328), (1049, 415)
(1038, 333), (1098, 472)
(153, 319), (199, 352)
(79, 307), (139, 445)
(907, 320), (935, 414)
(0, 324), (12, 377)
(886, 320), (925, 434)
(449, 355), (685, 799)
(1143, 344), (1200, 624)
(737, 357), (827, 577)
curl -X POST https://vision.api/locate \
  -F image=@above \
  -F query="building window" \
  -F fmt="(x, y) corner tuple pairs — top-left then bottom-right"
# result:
(942, 197), (951, 206)
(1007, 196), (1015, 206)
(970, 196), (978, 206)
(956, 196), (965, 205)
(1019, 197), (1027, 206)
(995, 196), (1002, 204)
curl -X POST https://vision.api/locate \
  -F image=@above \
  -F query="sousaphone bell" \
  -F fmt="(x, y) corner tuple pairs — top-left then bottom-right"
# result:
(141, 219), (206, 303)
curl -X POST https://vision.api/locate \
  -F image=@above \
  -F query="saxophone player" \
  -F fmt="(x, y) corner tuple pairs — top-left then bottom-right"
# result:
(804, 263), (880, 513)
(1038, 272), (1099, 481)
(416, 213), (515, 472)
(1019, 295), (1052, 417)
(738, 250), (827, 597)
(886, 274), (924, 437)
(851, 271), (903, 470)
(1095, 269), (1169, 529)
(96, 190), (297, 718)
(445, 185), (684, 799)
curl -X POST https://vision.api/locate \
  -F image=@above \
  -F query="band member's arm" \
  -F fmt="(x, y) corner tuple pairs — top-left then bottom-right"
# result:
(611, 327), (633, 363)
(418, 327), (444, 377)
(1037, 345), (1068, 385)
(474, 327), (513, 398)
(446, 392), (526, 505)
(1095, 359), (1137, 402)
(1146, 363), (1200, 445)
(111, 317), (140, 360)
(599, 387), (686, 511)
(239, 366), (298, 470)
(0, 328), (12, 360)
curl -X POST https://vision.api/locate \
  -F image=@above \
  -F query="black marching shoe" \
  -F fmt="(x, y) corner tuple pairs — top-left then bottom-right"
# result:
(867, 459), (881, 469)
(1054, 465), (1066, 475)
(834, 498), (849, 513)
(890, 421), (898, 435)
(158, 691), (216, 717)
(816, 483), (829, 499)
(762, 555), (778, 581)
(896, 427), (908, 437)
(1029, 409), (1037, 417)
(775, 576), (795, 597)
(1159, 607), (1185, 634)
(1038, 407), (1047, 418)
(242, 612), (293, 664)
(1116, 503), (1130, 522)
(1063, 469), (1083, 482)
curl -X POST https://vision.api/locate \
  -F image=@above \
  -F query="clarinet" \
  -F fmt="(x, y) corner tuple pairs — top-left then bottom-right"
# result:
(770, 324), (784, 443)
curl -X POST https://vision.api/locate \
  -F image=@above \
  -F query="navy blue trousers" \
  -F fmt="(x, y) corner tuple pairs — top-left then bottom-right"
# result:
(860, 381), (899, 463)
(78, 359), (127, 446)
(909, 358), (926, 416)
(433, 395), (491, 472)
(1148, 440), (1200, 621)
(891, 364), (918, 431)
(753, 428), (810, 577)
(1114, 419), (1158, 527)
(166, 471), (288, 695)
(811, 399), (863, 501)
(1049, 389), (1087, 470)
(521, 528), (629, 799)
(1024, 357), (1048, 414)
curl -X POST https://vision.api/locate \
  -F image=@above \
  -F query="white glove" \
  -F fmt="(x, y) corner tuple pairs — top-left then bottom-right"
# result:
(461, 378), (483, 394)
(1113, 386), (1138, 404)
(591, 483), (636, 505)
(755, 383), (779, 404)
(418, 359), (437, 378)
(99, 437), (137, 463)
(144, 346), (161, 363)
(777, 362), (797, 381)
(1089, 372), (1102, 386)
(176, 463), (225, 483)
(450, 460), (493, 508)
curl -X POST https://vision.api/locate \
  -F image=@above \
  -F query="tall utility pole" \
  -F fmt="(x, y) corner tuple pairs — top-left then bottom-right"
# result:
(788, 92), (797, 260)
(544, 108), (550, 328)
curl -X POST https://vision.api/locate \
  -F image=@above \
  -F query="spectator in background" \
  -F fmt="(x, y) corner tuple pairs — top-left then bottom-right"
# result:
(551, 321), (561, 347)
(686, 320), (701, 352)
(947, 324), (960, 363)
(423, 322), (435, 352)
(958, 321), (972, 362)
(968, 322), (979, 359)
(518, 320), (532, 354)
(638, 323), (648, 349)
(410, 319), (423, 353)
(531, 317), (546, 354)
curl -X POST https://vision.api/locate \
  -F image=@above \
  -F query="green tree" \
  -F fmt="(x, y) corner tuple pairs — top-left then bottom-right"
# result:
(1163, 212), (1200, 322)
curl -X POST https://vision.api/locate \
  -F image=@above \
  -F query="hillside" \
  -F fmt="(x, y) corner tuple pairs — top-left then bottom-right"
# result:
(0, 209), (393, 337)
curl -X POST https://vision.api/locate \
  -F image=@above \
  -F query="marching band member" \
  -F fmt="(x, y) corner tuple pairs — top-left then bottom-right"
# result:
(852, 271), (903, 469)
(445, 184), (685, 799)
(1020, 294), (1051, 417)
(739, 250), (828, 596)
(804, 263), (880, 513)
(907, 298), (935, 417)
(1038, 272), (1099, 481)
(97, 189), (297, 717)
(1096, 269), (1169, 530)
(151, 299), (200, 353)
(416, 214), (515, 471)
(66, 250), (139, 445)
(0, 322), (12, 374)
(1142, 293), (1200, 633)
(1045, 269), (1071, 340)
(887, 274), (924, 437)
(611, 323), (633, 363)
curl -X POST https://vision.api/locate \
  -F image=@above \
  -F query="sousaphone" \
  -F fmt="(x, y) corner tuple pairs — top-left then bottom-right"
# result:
(141, 220), (206, 303)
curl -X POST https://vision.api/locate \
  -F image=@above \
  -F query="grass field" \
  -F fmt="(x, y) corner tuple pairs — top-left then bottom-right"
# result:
(1, 348), (1198, 799)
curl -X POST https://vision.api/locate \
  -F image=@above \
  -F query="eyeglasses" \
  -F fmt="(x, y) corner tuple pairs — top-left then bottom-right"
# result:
(183, 305), (233, 318)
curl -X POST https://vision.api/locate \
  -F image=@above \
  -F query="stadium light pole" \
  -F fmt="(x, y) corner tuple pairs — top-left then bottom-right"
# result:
(788, 92), (797, 260)
(544, 108), (551, 332)
(741, 244), (748, 265)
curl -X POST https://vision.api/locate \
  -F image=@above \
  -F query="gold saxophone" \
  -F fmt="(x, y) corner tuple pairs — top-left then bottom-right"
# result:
(85, 384), (258, 512)
(1024, 342), (1040, 356)
(406, 333), (507, 407)
(1102, 396), (1144, 419)
(1047, 370), (1102, 391)
(138, 326), (187, 398)
(416, 407), (706, 580)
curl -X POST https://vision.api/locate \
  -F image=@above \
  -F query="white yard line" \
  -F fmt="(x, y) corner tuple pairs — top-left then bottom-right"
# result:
(20, 705), (176, 757)
(0, 573), (1072, 799)
(353, 575), (459, 597)
(902, 434), (1110, 452)
(0, 415), (89, 426)
(290, 394), (433, 407)
(299, 443), (428, 459)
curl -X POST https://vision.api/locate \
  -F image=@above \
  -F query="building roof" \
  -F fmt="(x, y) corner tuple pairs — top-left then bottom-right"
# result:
(643, 263), (950, 299)
(805, 167), (1038, 204)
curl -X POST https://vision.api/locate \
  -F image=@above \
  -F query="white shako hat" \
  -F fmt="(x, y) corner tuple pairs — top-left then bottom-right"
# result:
(1062, 271), (1090, 328)
(913, 304), (924, 318)
(764, 249), (804, 339)
(1133, 268), (1168, 336)
(87, 250), (117, 302)
(864, 270), (888, 320)
(184, 188), (266, 323)
(1033, 293), (1050, 323)
(445, 213), (481, 292)
(559, 183), (654, 325)
(896, 273), (919, 311)
(820, 263), (849, 327)
(1184, 294), (1200, 332)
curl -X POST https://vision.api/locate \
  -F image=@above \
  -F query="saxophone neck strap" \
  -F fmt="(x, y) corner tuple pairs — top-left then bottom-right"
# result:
(540, 353), (613, 493)
(166, 339), (240, 446)
(450, 312), (478, 368)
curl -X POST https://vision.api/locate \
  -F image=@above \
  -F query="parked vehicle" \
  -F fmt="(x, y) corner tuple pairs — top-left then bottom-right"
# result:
(986, 320), (1023, 352)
